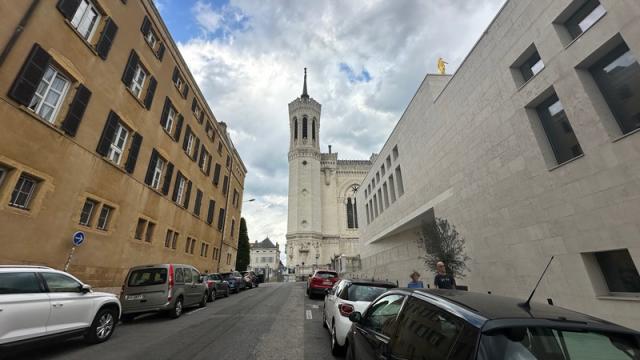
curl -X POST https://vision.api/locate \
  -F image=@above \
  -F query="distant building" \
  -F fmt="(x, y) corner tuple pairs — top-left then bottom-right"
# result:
(0, 0), (246, 288)
(355, 0), (640, 329)
(286, 70), (372, 276)
(249, 237), (280, 277)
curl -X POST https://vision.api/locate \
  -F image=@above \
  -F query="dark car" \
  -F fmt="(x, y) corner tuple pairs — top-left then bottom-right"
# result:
(346, 289), (640, 359)
(307, 270), (339, 298)
(243, 271), (259, 288)
(220, 272), (245, 293)
(203, 273), (230, 301)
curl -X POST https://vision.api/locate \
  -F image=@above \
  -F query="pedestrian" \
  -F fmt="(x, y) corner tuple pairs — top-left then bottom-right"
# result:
(434, 261), (457, 289)
(407, 271), (424, 288)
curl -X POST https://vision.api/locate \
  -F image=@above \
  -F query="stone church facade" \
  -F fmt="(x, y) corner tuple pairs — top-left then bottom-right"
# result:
(286, 70), (372, 276)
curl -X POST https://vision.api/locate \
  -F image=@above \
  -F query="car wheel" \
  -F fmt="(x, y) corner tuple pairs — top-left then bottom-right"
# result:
(331, 323), (346, 356)
(209, 289), (216, 302)
(85, 307), (117, 344)
(120, 313), (136, 323)
(168, 297), (183, 319)
(199, 292), (207, 308)
(345, 340), (354, 360)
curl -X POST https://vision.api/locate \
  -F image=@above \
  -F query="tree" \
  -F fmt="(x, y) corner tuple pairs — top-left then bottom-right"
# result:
(417, 217), (470, 278)
(236, 218), (250, 271)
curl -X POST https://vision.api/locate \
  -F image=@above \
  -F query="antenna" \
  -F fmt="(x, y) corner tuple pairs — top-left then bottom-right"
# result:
(518, 256), (554, 310)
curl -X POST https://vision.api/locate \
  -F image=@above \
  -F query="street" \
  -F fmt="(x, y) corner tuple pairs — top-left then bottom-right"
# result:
(5, 282), (341, 360)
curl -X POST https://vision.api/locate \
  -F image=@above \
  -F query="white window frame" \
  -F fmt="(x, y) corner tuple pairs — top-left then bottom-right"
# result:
(28, 66), (70, 124)
(200, 152), (209, 172)
(151, 157), (165, 189)
(176, 176), (186, 205)
(144, 29), (157, 49)
(186, 133), (195, 156)
(79, 199), (96, 226)
(0, 166), (7, 188)
(165, 107), (176, 133)
(9, 175), (38, 209)
(70, 0), (101, 42)
(107, 123), (129, 165)
(96, 205), (112, 230)
(175, 76), (183, 90)
(130, 65), (147, 98)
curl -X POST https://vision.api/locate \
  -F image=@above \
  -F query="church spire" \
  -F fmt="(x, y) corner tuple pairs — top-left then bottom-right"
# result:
(301, 67), (309, 99)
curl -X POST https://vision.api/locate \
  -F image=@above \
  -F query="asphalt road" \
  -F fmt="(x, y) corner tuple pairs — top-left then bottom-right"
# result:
(5, 282), (343, 360)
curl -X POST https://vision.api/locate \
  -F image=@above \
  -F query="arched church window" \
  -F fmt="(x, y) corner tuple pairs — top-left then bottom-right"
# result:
(294, 118), (298, 140)
(312, 119), (316, 140)
(302, 117), (308, 139)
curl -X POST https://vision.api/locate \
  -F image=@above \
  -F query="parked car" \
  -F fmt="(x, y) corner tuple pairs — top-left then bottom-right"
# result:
(323, 279), (397, 355)
(120, 264), (207, 321)
(306, 270), (339, 298)
(220, 272), (245, 293)
(256, 273), (265, 283)
(243, 271), (259, 288)
(0, 265), (121, 349)
(203, 273), (230, 301)
(346, 288), (640, 360)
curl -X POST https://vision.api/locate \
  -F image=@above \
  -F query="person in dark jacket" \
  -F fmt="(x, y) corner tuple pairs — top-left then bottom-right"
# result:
(434, 261), (456, 289)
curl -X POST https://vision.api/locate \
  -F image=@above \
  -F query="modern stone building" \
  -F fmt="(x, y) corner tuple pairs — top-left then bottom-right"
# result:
(0, 0), (246, 288)
(286, 70), (372, 276)
(355, 0), (640, 329)
(249, 237), (280, 279)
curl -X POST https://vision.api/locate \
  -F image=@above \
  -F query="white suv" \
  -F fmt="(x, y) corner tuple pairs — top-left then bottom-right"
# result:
(0, 266), (121, 348)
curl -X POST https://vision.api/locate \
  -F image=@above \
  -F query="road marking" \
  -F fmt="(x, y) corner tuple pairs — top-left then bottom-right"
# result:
(187, 307), (206, 316)
(312, 305), (319, 309)
(305, 310), (312, 320)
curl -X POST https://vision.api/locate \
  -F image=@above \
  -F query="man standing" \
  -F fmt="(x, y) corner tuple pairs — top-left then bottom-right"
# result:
(434, 261), (457, 289)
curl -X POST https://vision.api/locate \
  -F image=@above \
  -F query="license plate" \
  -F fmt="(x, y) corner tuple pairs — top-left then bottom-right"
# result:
(323, 281), (332, 285)
(126, 295), (143, 301)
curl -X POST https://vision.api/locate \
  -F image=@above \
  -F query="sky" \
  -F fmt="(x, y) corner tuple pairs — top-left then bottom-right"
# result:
(155, 0), (506, 263)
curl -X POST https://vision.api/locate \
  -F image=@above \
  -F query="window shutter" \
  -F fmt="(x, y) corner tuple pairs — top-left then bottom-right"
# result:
(223, 176), (229, 195)
(9, 44), (51, 106)
(172, 172), (182, 202)
(144, 76), (157, 110)
(121, 50), (139, 86)
(157, 42), (165, 61)
(144, 149), (159, 185)
(213, 163), (221, 185)
(61, 84), (92, 136)
(162, 162), (174, 195)
(207, 200), (215, 224)
(192, 137), (200, 161)
(191, 98), (197, 112)
(160, 97), (170, 128)
(174, 114), (183, 141)
(182, 84), (189, 98)
(199, 112), (204, 123)
(194, 190), (203, 216)
(125, 133), (143, 173)
(141, 16), (151, 35)
(172, 68), (179, 83)
(198, 145), (205, 168)
(57, 0), (81, 21)
(182, 126), (191, 151)
(183, 180), (192, 208)
(96, 111), (120, 156)
(96, 18), (118, 60)
(206, 156), (212, 176)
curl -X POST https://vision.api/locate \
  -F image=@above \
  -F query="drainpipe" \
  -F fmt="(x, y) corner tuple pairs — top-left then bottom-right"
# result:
(216, 152), (234, 272)
(0, 0), (40, 67)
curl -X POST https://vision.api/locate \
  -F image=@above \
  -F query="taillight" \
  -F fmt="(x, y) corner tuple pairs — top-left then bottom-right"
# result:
(168, 264), (174, 301)
(339, 303), (354, 317)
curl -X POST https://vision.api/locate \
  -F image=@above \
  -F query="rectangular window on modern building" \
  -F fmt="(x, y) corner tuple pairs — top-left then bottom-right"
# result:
(536, 92), (583, 164)
(594, 249), (640, 294)
(565, 0), (606, 39)
(386, 155), (392, 169)
(377, 189), (384, 214)
(392, 146), (399, 160)
(388, 175), (397, 203)
(589, 42), (640, 135)
(382, 182), (390, 208)
(395, 166), (405, 196)
(365, 203), (370, 224)
(79, 199), (97, 226)
(373, 194), (379, 218)
(9, 174), (39, 210)
(520, 49), (544, 82)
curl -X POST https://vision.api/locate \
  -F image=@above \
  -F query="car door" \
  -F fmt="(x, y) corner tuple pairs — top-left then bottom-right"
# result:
(324, 280), (343, 325)
(0, 271), (50, 344)
(190, 268), (204, 302)
(40, 272), (94, 334)
(352, 294), (406, 360)
(182, 268), (195, 305)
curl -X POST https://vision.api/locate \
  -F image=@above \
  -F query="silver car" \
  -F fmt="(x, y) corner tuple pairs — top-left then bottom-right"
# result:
(120, 264), (208, 321)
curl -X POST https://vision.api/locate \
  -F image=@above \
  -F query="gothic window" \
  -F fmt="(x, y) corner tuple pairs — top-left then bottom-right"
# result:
(302, 117), (308, 139)
(346, 184), (359, 229)
(294, 117), (298, 140)
(312, 119), (316, 140)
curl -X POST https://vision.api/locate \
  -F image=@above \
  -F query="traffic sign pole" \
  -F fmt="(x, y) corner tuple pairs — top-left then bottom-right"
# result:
(64, 246), (76, 272)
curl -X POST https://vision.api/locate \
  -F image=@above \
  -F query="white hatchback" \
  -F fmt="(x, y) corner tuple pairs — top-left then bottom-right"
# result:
(0, 266), (121, 348)
(323, 279), (397, 356)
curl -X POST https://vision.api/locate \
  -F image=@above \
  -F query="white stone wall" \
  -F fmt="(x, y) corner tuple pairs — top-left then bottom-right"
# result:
(356, 0), (640, 329)
(250, 248), (280, 271)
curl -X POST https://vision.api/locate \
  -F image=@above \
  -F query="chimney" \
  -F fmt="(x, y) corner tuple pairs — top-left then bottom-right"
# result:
(328, 145), (332, 154)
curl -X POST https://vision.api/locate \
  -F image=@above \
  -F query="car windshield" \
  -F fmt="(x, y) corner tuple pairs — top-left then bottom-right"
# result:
(315, 272), (337, 279)
(347, 284), (392, 302)
(478, 327), (640, 360)
(220, 273), (233, 280)
(127, 268), (167, 287)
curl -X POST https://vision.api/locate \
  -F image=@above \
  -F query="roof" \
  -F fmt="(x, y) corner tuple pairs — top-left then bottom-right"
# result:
(343, 279), (397, 288)
(252, 237), (276, 249)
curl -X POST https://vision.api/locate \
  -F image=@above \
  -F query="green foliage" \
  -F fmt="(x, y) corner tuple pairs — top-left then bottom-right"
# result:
(236, 218), (251, 271)
(417, 217), (470, 278)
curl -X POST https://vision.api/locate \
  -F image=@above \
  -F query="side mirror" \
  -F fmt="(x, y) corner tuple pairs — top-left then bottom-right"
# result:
(349, 311), (362, 323)
(81, 284), (92, 293)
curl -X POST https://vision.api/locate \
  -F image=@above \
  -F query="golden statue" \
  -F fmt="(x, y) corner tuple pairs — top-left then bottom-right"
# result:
(437, 57), (448, 75)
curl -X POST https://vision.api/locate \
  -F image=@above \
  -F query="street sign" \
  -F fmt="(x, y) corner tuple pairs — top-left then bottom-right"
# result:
(72, 231), (85, 246)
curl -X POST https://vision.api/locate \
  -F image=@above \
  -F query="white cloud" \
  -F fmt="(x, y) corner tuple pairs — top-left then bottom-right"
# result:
(177, 0), (506, 264)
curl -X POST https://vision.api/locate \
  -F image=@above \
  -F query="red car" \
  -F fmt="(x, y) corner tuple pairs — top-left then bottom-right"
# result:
(306, 270), (339, 298)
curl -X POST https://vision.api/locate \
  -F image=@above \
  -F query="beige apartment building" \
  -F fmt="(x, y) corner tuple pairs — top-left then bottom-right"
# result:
(0, 0), (246, 288)
(355, 0), (640, 329)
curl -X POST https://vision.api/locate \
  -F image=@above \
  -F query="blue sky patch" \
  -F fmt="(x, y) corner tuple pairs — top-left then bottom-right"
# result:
(339, 63), (372, 83)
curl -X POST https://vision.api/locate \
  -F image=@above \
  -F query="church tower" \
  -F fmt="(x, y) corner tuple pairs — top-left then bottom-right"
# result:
(286, 68), (322, 271)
